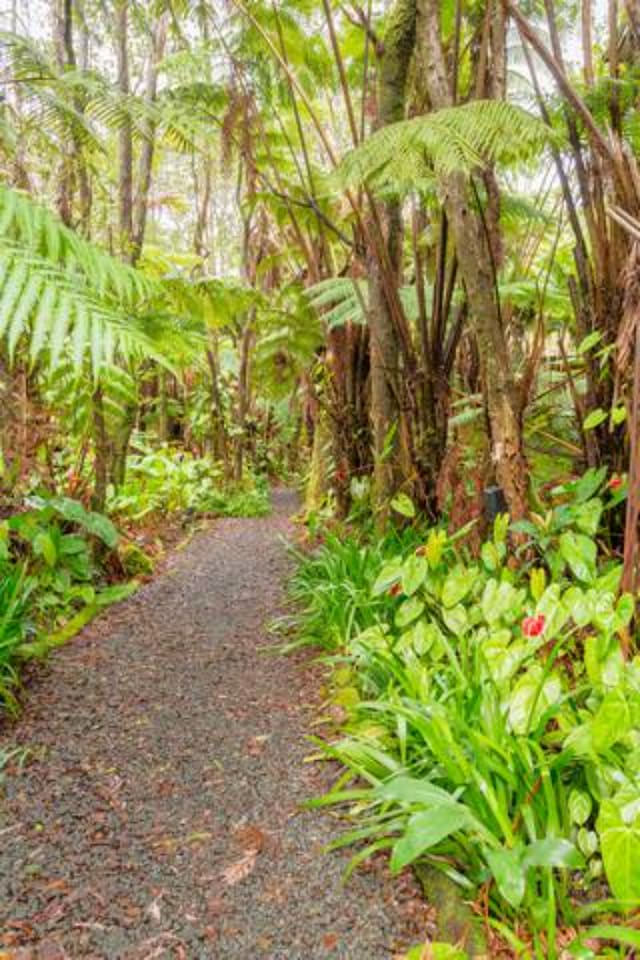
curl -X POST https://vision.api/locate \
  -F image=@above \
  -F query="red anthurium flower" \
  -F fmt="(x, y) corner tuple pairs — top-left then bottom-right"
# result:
(389, 583), (402, 598)
(608, 475), (623, 491)
(522, 614), (546, 638)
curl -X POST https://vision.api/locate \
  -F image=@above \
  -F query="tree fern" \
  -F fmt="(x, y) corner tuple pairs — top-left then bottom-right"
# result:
(0, 33), (210, 157)
(335, 100), (551, 193)
(0, 185), (165, 374)
(306, 277), (429, 327)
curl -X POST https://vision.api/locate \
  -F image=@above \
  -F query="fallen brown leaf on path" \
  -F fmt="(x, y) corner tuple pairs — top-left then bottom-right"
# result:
(221, 848), (258, 886)
(233, 823), (266, 852)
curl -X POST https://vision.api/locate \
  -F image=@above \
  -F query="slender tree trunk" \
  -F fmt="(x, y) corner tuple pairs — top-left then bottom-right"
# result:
(233, 317), (255, 482)
(206, 335), (229, 472)
(157, 369), (169, 442)
(131, 11), (170, 263)
(92, 385), (109, 512)
(416, 0), (528, 518)
(116, 0), (133, 261)
(52, 0), (74, 225)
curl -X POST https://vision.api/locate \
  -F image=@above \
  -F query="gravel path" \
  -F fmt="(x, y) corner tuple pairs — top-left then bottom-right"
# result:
(0, 490), (428, 959)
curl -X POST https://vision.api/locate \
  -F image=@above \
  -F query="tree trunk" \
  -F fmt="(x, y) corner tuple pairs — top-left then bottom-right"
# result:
(115, 0), (133, 261)
(52, 0), (75, 226)
(416, 0), (528, 518)
(92, 385), (109, 512)
(233, 317), (255, 482)
(131, 11), (170, 263)
(157, 369), (169, 442)
(368, 0), (417, 522)
(206, 335), (229, 472)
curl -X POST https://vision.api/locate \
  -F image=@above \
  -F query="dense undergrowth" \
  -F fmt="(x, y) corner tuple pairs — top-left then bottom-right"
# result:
(288, 470), (640, 957)
(0, 446), (270, 718)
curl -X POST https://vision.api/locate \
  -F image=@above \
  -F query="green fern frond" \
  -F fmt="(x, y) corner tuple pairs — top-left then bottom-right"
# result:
(336, 101), (551, 193)
(305, 278), (367, 328)
(0, 186), (169, 376)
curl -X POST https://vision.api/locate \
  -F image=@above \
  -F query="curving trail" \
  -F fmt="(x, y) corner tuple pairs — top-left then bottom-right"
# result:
(0, 490), (427, 959)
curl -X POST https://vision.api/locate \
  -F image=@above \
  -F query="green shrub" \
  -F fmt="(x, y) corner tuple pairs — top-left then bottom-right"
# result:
(118, 542), (154, 577)
(108, 446), (270, 519)
(0, 496), (124, 714)
(294, 476), (640, 952)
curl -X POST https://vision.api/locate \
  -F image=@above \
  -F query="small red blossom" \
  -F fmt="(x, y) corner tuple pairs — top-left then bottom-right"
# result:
(608, 475), (623, 491)
(522, 614), (546, 638)
(388, 583), (402, 598)
(415, 546), (426, 557)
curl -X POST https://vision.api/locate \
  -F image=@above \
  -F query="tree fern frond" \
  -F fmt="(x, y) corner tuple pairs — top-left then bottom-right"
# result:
(335, 101), (551, 193)
(0, 186), (171, 376)
(0, 184), (153, 306)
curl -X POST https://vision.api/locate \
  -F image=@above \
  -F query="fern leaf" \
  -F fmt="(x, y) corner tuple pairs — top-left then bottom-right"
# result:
(336, 100), (551, 193)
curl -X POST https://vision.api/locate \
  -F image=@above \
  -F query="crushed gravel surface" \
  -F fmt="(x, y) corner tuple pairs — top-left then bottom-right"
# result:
(0, 490), (430, 959)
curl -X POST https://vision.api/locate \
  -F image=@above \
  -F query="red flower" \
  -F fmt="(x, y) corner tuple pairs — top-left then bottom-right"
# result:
(388, 583), (402, 598)
(415, 546), (426, 557)
(522, 614), (546, 638)
(608, 475), (623, 491)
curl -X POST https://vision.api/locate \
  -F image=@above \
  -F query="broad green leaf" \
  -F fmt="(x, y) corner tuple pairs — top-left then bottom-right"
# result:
(559, 532), (597, 583)
(507, 666), (562, 734)
(425, 530), (447, 569)
(391, 493), (415, 518)
(573, 467), (607, 503)
(572, 498), (603, 537)
(441, 603), (469, 635)
(597, 800), (640, 906)
(592, 688), (631, 752)
(583, 408), (607, 430)
(530, 567), (546, 602)
(395, 596), (425, 628)
(611, 404), (627, 425)
(521, 837), (584, 870)
(441, 565), (472, 608)
(32, 531), (57, 567)
(485, 846), (525, 907)
(390, 805), (469, 872)
(401, 555), (428, 596)
(401, 620), (435, 656)
(372, 561), (403, 596)
(376, 776), (458, 807)
(536, 583), (569, 636)
(481, 579), (521, 625)
(569, 789), (593, 827)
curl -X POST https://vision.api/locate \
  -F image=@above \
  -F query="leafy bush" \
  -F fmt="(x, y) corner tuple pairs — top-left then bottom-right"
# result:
(108, 446), (270, 520)
(0, 495), (132, 714)
(285, 526), (425, 651)
(294, 479), (640, 951)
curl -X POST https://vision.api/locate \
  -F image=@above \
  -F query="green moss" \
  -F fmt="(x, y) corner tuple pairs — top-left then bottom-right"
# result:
(118, 542), (154, 577)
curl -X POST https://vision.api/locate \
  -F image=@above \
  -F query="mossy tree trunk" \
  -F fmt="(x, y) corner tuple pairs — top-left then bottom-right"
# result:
(367, 0), (417, 525)
(416, 0), (528, 519)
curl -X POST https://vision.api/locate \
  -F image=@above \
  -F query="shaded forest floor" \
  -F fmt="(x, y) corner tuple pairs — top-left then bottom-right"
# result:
(0, 490), (429, 959)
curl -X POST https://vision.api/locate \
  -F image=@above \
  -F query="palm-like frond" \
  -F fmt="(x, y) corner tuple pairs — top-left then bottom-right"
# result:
(305, 277), (368, 328)
(0, 185), (165, 374)
(335, 100), (551, 193)
(0, 33), (209, 156)
(305, 277), (429, 327)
